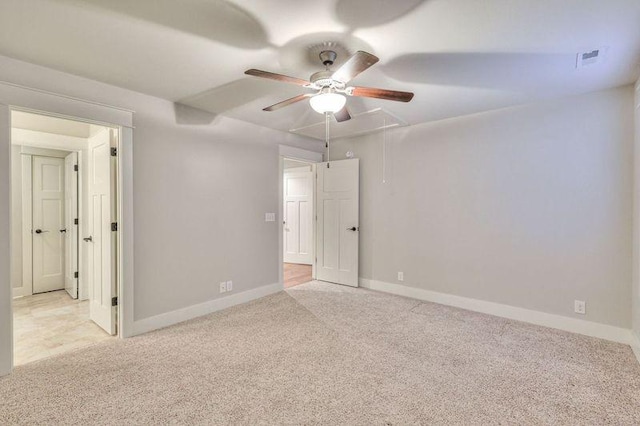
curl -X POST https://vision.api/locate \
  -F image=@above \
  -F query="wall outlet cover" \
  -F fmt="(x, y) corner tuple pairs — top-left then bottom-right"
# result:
(219, 282), (227, 293)
(574, 300), (586, 315)
(397, 272), (404, 282)
(226, 280), (233, 292)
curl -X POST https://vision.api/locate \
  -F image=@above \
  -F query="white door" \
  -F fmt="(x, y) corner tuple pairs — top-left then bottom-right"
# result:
(316, 159), (359, 287)
(87, 129), (117, 335)
(283, 168), (313, 265)
(64, 152), (79, 299)
(32, 156), (65, 293)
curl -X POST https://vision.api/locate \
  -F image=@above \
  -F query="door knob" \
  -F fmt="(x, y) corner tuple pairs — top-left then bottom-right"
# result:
(83, 236), (93, 242)
(346, 226), (358, 231)
(34, 229), (49, 234)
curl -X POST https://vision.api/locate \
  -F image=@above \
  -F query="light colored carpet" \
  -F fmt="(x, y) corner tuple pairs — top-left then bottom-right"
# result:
(1, 281), (639, 425)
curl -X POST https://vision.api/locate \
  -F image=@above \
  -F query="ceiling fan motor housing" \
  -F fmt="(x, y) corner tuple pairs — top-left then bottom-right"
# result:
(319, 50), (337, 66)
(310, 70), (346, 90)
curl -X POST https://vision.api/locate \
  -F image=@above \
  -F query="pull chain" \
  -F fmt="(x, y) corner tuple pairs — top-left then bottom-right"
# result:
(325, 112), (330, 166)
(382, 117), (386, 183)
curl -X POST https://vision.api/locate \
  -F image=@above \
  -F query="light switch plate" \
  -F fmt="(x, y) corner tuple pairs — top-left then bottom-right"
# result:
(265, 213), (276, 222)
(226, 281), (233, 292)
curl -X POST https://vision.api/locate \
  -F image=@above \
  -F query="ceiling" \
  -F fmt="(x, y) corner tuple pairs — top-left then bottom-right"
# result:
(12, 111), (92, 138)
(1, 0), (639, 139)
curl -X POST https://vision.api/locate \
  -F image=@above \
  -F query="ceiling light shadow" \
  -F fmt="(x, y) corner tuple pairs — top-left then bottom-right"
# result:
(381, 52), (576, 90)
(179, 78), (304, 116)
(335, 0), (427, 28)
(61, 0), (271, 49)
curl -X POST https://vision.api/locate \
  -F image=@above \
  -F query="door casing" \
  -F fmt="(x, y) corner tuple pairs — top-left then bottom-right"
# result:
(278, 145), (323, 289)
(31, 155), (66, 293)
(1, 100), (133, 376)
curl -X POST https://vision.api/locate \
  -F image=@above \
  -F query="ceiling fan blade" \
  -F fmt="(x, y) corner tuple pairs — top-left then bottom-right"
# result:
(263, 93), (312, 112)
(349, 86), (414, 102)
(333, 106), (351, 122)
(331, 51), (379, 83)
(245, 69), (311, 86)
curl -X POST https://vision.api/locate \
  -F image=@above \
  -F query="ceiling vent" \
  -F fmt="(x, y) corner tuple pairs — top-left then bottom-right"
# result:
(576, 47), (607, 68)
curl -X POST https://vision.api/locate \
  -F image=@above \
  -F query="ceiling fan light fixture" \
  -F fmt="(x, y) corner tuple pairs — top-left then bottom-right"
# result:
(309, 92), (346, 114)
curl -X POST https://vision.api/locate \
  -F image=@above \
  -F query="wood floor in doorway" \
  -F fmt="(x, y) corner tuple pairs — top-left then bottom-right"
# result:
(284, 263), (312, 288)
(13, 290), (113, 365)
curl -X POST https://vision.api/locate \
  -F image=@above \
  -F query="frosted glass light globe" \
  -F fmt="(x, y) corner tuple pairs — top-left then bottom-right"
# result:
(309, 93), (347, 114)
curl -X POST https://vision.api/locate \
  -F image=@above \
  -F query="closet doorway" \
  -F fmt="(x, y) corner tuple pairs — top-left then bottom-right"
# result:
(282, 158), (315, 288)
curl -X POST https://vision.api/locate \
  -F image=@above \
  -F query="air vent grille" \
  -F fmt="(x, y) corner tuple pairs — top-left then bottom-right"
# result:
(576, 47), (607, 68)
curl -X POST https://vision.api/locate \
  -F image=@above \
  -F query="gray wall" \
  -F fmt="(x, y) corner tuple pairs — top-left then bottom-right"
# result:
(331, 86), (634, 328)
(0, 54), (323, 324)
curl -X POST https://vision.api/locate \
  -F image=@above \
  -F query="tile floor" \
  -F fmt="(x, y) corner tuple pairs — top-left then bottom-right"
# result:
(13, 290), (113, 366)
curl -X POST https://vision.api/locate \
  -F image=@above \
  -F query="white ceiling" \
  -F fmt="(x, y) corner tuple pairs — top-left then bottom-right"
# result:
(12, 111), (92, 138)
(1, 0), (639, 139)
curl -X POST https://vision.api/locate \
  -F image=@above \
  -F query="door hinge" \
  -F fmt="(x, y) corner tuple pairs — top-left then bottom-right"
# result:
(74, 164), (78, 172)
(74, 271), (78, 279)
(111, 222), (118, 232)
(111, 297), (118, 307)
(74, 218), (79, 225)
(110, 147), (117, 157)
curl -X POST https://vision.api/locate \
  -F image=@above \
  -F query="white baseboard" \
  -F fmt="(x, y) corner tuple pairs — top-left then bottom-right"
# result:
(131, 282), (282, 336)
(359, 278), (634, 346)
(12, 285), (31, 299)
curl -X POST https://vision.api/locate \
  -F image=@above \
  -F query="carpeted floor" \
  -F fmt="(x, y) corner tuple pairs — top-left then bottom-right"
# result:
(1, 281), (639, 425)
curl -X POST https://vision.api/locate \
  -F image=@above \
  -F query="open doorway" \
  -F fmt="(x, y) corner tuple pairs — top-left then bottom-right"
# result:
(10, 110), (119, 365)
(282, 158), (315, 288)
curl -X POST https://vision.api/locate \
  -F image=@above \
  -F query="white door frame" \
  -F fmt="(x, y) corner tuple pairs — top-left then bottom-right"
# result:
(278, 145), (323, 289)
(0, 86), (134, 376)
(17, 148), (82, 299)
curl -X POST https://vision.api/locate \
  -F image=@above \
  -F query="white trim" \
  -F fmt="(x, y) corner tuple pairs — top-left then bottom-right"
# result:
(1, 82), (135, 114)
(360, 278), (635, 345)
(630, 330), (640, 365)
(12, 286), (30, 298)
(20, 153), (32, 297)
(278, 144), (323, 163)
(131, 282), (281, 336)
(1, 87), (134, 375)
(0, 103), (12, 376)
(118, 126), (134, 338)
(278, 145), (322, 289)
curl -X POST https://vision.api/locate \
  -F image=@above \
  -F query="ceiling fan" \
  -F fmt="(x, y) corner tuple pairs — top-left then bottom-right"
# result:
(244, 50), (414, 122)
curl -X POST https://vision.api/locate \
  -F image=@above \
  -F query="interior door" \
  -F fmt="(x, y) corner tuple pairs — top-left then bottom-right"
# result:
(87, 129), (116, 335)
(316, 159), (359, 287)
(32, 156), (66, 293)
(283, 168), (313, 265)
(64, 152), (79, 299)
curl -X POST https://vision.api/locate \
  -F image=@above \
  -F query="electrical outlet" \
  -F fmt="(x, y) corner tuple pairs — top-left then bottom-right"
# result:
(574, 300), (586, 315)
(397, 272), (404, 282)
(226, 281), (233, 292)
(219, 282), (227, 293)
